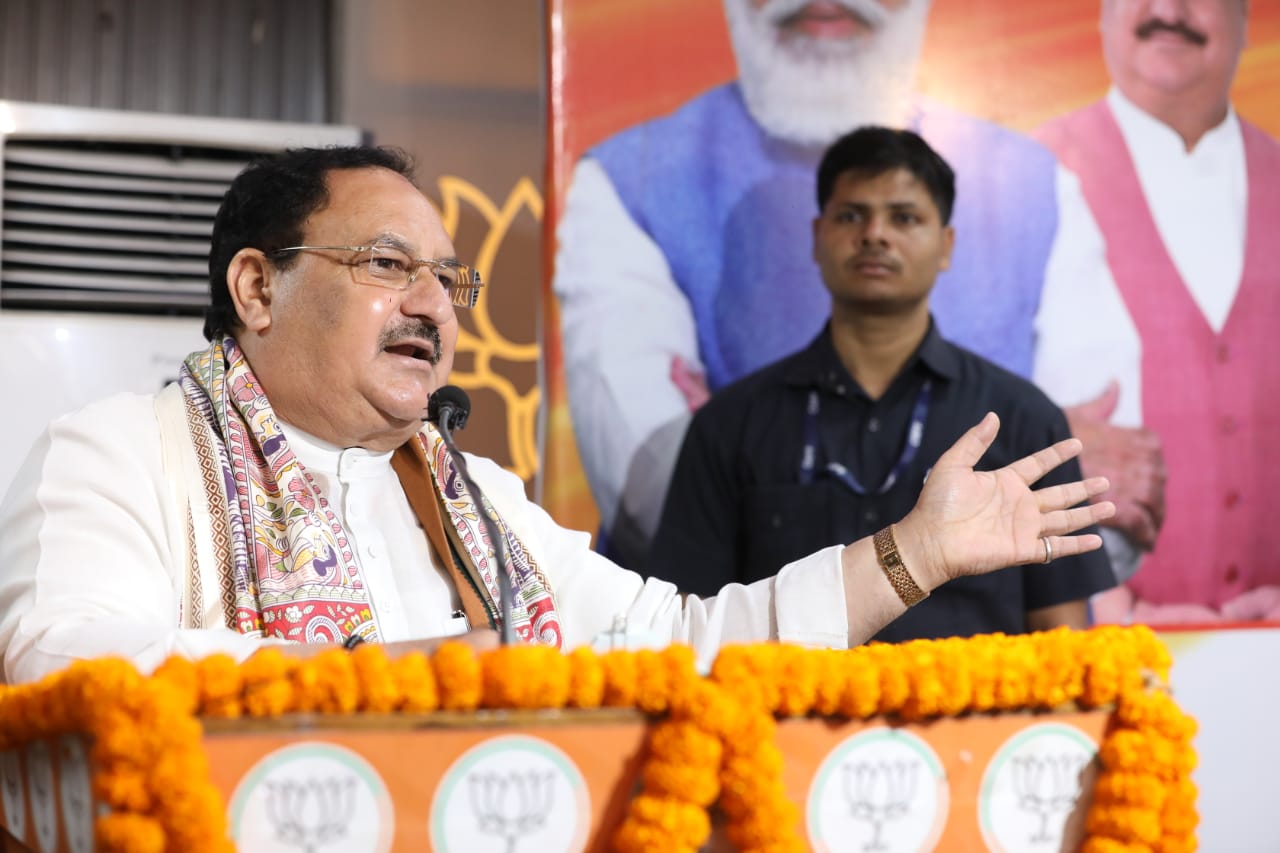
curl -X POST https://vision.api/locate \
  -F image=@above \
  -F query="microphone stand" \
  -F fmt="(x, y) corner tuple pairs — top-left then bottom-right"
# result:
(435, 412), (517, 646)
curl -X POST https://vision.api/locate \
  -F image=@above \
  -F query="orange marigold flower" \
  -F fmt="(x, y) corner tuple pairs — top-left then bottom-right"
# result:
(710, 644), (778, 711)
(240, 647), (297, 718)
(626, 794), (712, 847)
(810, 649), (847, 717)
(67, 657), (146, 714)
(91, 708), (149, 762)
(734, 840), (810, 853)
(1153, 834), (1197, 853)
(669, 680), (738, 738)
(295, 649), (358, 715)
(289, 653), (323, 713)
(1162, 778), (1197, 811)
(1079, 839), (1150, 853)
(723, 710), (777, 755)
(1116, 690), (1198, 742)
(931, 637), (975, 716)
(641, 759), (720, 807)
(1160, 809), (1199, 838)
(433, 641), (482, 711)
(390, 651), (439, 712)
(870, 644), (911, 714)
(649, 720), (723, 769)
(774, 645), (819, 717)
(839, 649), (882, 719)
(720, 747), (785, 816)
(1086, 804), (1162, 846)
(612, 820), (698, 853)
(634, 650), (673, 715)
(92, 764), (152, 812)
(95, 813), (165, 853)
(897, 642), (946, 721)
(1082, 656), (1122, 708)
(724, 796), (800, 849)
(152, 781), (232, 851)
(600, 651), (639, 708)
(149, 656), (201, 715)
(567, 647), (604, 709)
(1091, 770), (1168, 811)
(481, 645), (569, 709)
(195, 654), (244, 718)
(351, 644), (401, 713)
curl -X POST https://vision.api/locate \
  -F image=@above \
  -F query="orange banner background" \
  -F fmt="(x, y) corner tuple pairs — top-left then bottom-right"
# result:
(542, 0), (1280, 535)
(194, 708), (1109, 850)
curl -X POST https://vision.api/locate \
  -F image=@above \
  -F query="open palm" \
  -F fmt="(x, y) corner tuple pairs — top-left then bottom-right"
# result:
(901, 413), (1114, 584)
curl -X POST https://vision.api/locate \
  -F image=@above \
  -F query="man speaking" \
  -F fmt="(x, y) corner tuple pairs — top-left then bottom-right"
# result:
(0, 146), (1112, 683)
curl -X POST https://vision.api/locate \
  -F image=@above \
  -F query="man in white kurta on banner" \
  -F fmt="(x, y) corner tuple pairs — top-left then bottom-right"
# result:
(1035, 0), (1280, 623)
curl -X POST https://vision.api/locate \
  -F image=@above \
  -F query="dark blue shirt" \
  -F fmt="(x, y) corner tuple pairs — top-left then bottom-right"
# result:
(647, 321), (1115, 642)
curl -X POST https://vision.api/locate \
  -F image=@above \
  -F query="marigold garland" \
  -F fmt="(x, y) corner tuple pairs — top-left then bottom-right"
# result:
(0, 626), (1196, 852)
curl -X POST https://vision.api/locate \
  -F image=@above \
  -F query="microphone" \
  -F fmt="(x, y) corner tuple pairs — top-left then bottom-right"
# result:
(427, 385), (470, 432)
(427, 385), (516, 645)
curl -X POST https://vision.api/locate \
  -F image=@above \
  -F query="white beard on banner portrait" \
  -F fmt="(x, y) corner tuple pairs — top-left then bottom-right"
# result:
(724, 0), (933, 146)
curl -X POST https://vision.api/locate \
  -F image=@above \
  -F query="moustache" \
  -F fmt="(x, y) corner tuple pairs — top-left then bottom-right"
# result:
(378, 322), (443, 366)
(1135, 18), (1208, 46)
(848, 251), (901, 272)
(765, 0), (893, 32)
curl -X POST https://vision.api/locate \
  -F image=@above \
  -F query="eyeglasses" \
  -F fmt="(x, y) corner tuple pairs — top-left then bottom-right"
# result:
(270, 243), (484, 308)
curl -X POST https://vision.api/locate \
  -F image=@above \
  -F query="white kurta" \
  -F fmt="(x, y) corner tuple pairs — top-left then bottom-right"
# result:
(1033, 87), (1248, 419)
(1031, 89), (1250, 584)
(0, 389), (852, 684)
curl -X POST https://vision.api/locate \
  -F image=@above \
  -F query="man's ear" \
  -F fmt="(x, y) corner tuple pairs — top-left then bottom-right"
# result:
(939, 225), (956, 272)
(812, 215), (822, 263)
(226, 248), (275, 333)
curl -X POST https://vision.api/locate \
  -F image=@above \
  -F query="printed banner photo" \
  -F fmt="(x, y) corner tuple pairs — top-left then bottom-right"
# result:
(542, 0), (1280, 626)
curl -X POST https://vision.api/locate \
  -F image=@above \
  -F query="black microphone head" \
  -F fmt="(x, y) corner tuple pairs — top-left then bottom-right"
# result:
(427, 385), (471, 431)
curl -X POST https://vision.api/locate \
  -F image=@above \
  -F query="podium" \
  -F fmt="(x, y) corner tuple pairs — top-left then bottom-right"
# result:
(0, 626), (1197, 852)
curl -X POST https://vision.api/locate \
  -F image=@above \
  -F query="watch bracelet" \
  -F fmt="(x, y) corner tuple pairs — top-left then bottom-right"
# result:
(873, 525), (929, 607)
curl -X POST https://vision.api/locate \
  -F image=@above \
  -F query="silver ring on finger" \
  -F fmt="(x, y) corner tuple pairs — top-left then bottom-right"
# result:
(1041, 537), (1053, 564)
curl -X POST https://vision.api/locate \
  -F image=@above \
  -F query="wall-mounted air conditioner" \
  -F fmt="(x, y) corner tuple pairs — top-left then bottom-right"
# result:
(0, 101), (362, 496)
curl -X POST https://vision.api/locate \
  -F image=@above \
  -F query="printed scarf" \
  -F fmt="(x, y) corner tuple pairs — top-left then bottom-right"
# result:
(179, 337), (561, 647)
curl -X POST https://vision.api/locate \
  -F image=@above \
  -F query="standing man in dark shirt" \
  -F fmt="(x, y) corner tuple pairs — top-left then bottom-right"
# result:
(647, 126), (1115, 642)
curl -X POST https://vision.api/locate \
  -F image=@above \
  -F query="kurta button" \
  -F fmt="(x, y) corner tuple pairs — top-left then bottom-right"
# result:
(867, 417), (880, 433)
(1221, 416), (1238, 435)
(1216, 343), (1231, 363)
(863, 510), (878, 524)
(771, 513), (782, 528)
(1224, 491), (1240, 509)
(1225, 564), (1240, 584)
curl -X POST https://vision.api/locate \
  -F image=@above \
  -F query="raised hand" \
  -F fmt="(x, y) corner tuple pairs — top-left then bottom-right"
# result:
(895, 413), (1115, 590)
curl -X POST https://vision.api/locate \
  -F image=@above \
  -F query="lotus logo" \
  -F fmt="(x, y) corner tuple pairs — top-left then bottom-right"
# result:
(264, 776), (358, 852)
(842, 760), (920, 851)
(468, 769), (555, 852)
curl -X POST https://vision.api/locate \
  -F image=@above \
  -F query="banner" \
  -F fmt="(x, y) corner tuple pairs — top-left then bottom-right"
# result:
(543, 0), (1280, 624)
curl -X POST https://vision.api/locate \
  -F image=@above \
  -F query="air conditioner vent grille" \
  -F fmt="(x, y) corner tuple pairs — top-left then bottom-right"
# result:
(1, 139), (255, 314)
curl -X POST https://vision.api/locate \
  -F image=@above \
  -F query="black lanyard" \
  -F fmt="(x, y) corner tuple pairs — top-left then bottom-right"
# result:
(798, 380), (931, 496)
